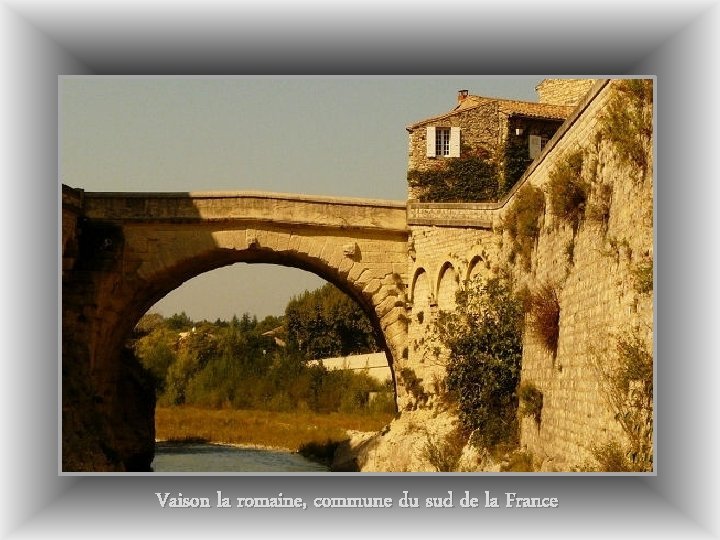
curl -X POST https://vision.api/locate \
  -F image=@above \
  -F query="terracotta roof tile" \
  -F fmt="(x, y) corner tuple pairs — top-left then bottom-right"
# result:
(407, 95), (574, 131)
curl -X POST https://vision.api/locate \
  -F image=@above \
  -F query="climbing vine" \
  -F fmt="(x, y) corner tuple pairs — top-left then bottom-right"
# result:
(407, 151), (499, 203)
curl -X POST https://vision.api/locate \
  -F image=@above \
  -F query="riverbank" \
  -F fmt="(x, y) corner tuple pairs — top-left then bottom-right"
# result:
(155, 406), (393, 453)
(152, 440), (330, 472)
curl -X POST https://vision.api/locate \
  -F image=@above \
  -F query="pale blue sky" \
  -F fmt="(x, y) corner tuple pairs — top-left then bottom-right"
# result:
(60, 76), (543, 321)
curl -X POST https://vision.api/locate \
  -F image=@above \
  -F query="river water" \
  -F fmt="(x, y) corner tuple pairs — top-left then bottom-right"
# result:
(152, 442), (329, 472)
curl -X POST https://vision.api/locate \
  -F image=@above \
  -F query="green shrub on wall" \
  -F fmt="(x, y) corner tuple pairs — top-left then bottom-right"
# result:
(591, 327), (653, 472)
(503, 184), (545, 271)
(600, 79), (653, 178)
(547, 151), (588, 232)
(526, 282), (561, 356)
(586, 182), (613, 229)
(407, 151), (499, 202)
(400, 367), (429, 410)
(518, 381), (543, 426)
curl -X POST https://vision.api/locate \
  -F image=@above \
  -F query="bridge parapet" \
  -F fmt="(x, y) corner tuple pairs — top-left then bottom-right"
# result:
(83, 191), (408, 232)
(407, 201), (497, 229)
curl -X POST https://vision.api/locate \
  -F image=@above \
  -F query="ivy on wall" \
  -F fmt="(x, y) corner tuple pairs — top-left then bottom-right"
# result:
(407, 150), (499, 203)
(502, 137), (532, 197)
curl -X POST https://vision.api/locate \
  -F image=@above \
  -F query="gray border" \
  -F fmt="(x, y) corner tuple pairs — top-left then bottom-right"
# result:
(4, 1), (719, 537)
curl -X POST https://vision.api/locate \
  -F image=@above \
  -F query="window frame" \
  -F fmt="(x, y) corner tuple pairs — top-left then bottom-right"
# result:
(426, 126), (460, 158)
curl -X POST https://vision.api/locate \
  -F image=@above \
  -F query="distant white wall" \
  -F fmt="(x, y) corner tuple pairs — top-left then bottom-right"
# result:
(307, 352), (391, 383)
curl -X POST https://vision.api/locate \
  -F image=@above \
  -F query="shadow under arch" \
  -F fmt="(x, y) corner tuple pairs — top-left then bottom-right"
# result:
(435, 260), (455, 295)
(409, 266), (427, 304)
(435, 261), (459, 312)
(465, 254), (487, 284)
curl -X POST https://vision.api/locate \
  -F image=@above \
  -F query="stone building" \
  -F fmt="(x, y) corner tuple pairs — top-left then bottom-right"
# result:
(406, 82), (589, 200)
(385, 78), (654, 472)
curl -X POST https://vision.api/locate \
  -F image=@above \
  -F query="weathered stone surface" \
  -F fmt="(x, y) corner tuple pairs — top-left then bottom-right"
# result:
(536, 79), (598, 107)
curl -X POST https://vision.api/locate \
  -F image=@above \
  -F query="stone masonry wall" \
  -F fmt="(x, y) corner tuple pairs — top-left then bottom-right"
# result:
(403, 223), (498, 405)
(536, 79), (598, 107)
(501, 79), (653, 469)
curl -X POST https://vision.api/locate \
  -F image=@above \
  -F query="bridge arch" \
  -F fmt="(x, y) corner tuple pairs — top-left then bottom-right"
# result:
(121, 241), (399, 374)
(62, 188), (409, 470)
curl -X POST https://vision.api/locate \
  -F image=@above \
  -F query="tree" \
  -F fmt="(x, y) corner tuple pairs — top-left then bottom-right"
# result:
(434, 276), (525, 448)
(285, 283), (378, 359)
(166, 311), (194, 331)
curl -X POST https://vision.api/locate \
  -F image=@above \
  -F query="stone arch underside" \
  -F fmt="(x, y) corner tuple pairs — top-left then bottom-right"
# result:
(89, 221), (410, 408)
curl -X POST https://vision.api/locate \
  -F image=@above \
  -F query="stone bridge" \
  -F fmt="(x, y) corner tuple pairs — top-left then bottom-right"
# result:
(62, 185), (409, 470)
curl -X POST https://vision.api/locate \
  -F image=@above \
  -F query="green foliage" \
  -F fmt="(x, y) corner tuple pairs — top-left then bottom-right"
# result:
(408, 151), (499, 202)
(600, 79), (653, 178)
(134, 312), (166, 335)
(547, 151), (588, 232)
(502, 137), (532, 196)
(614, 330), (653, 399)
(526, 282), (560, 356)
(285, 283), (378, 359)
(165, 311), (194, 331)
(503, 184), (545, 271)
(133, 326), (176, 391)
(133, 307), (393, 416)
(434, 277), (525, 449)
(590, 440), (635, 472)
(592, 327), (653, 472)
(162, 326), (220, 406)
(586, 183), (613, 228)
(518, 381), (543, 426)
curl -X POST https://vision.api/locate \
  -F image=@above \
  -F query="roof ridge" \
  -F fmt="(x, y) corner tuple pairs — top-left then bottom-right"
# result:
(407, 95), (574, 131)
